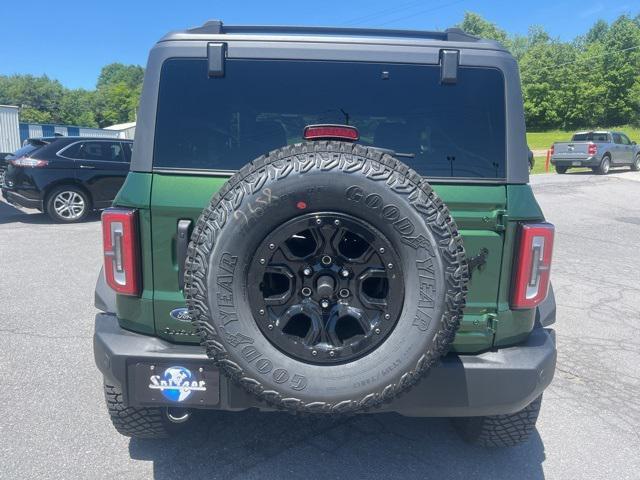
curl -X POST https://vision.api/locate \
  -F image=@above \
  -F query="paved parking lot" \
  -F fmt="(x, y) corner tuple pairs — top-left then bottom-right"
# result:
(1, 170), (639, 479)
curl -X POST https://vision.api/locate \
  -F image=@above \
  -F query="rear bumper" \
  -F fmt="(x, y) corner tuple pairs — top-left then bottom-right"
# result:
(1, 187), (43, 210)
(94, 313), (556, 417)
(551, 155), (600, 167)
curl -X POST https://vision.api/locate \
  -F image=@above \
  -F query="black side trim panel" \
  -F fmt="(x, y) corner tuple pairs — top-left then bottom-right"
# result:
(535, 283), (556, 327)
(94, 267), (116, 314)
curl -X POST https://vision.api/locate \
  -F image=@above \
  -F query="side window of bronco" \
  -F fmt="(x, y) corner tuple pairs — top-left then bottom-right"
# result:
(153, 59), (506, 179)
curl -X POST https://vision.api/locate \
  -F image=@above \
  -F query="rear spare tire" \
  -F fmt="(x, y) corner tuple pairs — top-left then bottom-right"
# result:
(185, 142), (468, 413)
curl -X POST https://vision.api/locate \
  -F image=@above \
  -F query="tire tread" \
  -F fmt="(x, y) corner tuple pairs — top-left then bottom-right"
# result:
(104, 383), (170, 438)
(453, 395), (543, 447)
(184, 141), (469, 414)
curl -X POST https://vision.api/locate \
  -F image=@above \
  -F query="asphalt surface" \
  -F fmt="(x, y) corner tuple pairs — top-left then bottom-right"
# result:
(1, 169), (639, 479)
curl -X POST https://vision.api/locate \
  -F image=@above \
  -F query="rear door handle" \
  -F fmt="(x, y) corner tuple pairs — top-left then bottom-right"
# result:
(177, 219), (192, 291)
(79, 164), (95, 169)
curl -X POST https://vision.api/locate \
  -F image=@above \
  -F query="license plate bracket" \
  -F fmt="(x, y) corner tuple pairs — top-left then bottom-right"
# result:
(130, 362), (220, 407)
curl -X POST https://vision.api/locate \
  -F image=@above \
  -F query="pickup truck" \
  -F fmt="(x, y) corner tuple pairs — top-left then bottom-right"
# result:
(550, 131), (640, 174)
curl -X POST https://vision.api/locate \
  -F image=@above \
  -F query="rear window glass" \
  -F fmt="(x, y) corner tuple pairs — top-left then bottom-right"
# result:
(8, 141), (46, 159)
(154, 59), (506, 179)
(572, 133), (609, 142)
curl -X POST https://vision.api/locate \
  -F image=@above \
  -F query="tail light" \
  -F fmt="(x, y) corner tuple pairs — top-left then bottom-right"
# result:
(303, 124), (359, 141)
(511, 223), (554, 309)
(549, 145), (554, 155)
(9, 157), (48, 167)
(102, 208), (140, 296)
(588, 142), (597, 155)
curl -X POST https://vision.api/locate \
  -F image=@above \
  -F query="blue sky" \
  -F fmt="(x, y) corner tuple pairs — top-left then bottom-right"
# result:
(0, 0), (638, 89)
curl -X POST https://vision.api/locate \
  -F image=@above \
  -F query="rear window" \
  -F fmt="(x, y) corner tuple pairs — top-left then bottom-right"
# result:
(572, 133), (609, 142)
(8, 140), (48, 159)
(154, 59), (506, 179)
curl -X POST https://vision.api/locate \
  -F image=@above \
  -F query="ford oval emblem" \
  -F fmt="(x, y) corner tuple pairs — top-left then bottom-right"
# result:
(170, 308), (192, 323)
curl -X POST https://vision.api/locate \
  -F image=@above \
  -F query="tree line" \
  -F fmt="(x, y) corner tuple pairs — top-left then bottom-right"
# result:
(1, 12), (639, 131)
(459, 12), (640, 130)
(0, 64), (142, 128)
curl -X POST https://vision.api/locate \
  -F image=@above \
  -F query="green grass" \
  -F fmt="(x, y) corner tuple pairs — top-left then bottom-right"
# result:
(531, 156), (592, 175)
(531, 156), (550, 175)
(526, 125), (640, 151)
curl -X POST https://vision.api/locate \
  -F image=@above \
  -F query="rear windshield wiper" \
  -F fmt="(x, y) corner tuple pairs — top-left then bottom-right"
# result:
(370, 146), (416, 159)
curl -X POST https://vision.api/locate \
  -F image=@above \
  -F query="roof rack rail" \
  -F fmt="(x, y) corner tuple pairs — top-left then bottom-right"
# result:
(186, 20), (481, 43)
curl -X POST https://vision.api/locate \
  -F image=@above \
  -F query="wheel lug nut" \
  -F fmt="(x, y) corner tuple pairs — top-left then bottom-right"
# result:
(303, 267), (313, 276)
(312, 350), (318, 356)
(321, 255), (332, 266)
(339, 288), (350, 298)
(268, 324), (274, 330)
(384, 313), (390, 320)
(315, 218), (322, 225)
(320, 299), (330, 309)
(375, 328), (381, 334)
(379, 247), (385, 254)
(259, 309), (265, 315)
(334, 219), (340, 226)
(269, 243), (275, 250)
(329, 351), (336, 357)
(340, 269), (349, 278)
(302, 287), (312, 297)
(260, 258), (266, 265)
(387, 263), (393, 269)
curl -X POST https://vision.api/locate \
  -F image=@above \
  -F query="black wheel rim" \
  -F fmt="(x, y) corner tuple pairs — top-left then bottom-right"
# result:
(248, 212), (405, 365)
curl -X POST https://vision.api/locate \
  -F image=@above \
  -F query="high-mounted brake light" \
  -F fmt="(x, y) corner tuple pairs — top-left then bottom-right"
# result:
(9, 157), (48, 167)
(303, 124), (359, 141)
(588, 142), (597, 155)
(102, 208), (140, 296)
(511, 223), (554, 309)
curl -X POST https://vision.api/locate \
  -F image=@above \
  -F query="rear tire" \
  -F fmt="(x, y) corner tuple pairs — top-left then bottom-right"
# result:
(46, 185), (90, 223)
(595, 155), (611, 175)
(104, 383), (188, 438)
(631, 154), (640, 171)
(452, 395), (542, 447)
(555, 166), (568, 174)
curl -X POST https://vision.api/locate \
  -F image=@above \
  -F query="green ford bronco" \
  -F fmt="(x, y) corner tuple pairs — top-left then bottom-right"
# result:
(94, 20), (557, 447)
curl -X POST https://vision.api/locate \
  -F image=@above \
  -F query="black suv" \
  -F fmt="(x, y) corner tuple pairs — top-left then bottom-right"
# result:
(1, 136), (133, 222)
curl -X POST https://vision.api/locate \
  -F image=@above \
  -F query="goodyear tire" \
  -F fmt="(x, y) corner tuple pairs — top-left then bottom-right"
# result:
(185, 141), (468, 413)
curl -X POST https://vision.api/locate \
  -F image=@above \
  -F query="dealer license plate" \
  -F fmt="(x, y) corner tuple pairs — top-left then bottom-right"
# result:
(131, 362), (220, 407)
